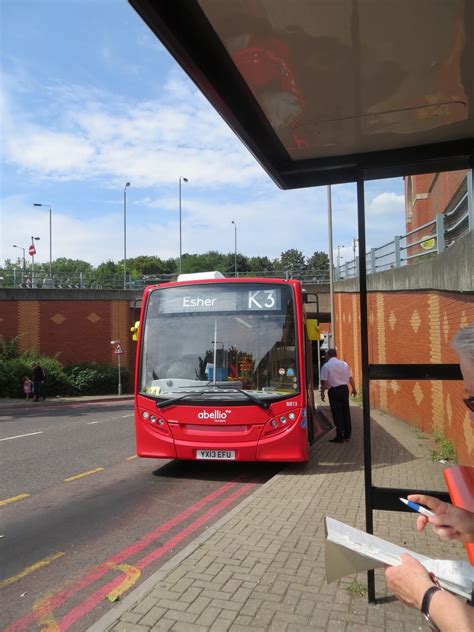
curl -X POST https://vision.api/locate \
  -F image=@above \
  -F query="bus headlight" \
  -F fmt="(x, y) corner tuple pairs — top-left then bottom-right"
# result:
(263, 413), (299, 437)
(142, 411), (150, 420)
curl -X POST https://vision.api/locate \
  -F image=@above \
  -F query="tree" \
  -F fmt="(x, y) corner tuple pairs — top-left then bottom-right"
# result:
(306, 251), (329, 274)
(247, 256), (275, 274)
(277, 249), (307, 274)
(126, 256), (170, 276)
(223, 253), (250, 277)
(181, 251), (226, 274)
(95, 260), (121, 288)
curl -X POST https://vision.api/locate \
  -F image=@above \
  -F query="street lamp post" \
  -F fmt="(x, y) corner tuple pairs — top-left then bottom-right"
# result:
(30, 236), (40, 287)
(33, 203), (52, 282)
(231, 220), (237, 277)
(123, 183), (131, 290)
(13, 244), (26, 283)
(179, 176), (188, 274)
(327, 185), (335, 348)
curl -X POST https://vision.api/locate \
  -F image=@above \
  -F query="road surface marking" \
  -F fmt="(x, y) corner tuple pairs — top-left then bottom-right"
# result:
(33, 590), (60, 632)
(127, 455), (137, 460)
(0, 431), (43, 442)
(64, 468), (104, 482)
(1, 552), (65, 588)
(58, 481), (256, 630)
(105, 563), (141, 602)
(6, 478), (249, 632)
(87, 414), (132, 425)
(0, 493), (30, 507)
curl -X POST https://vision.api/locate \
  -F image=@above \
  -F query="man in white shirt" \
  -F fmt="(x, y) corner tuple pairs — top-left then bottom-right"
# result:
(320, 348), (357, 443)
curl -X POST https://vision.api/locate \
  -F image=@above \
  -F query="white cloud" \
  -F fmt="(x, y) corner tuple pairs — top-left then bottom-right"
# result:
(368, 192), (404, 216)
(6, 129), (95, 176)
(2, 72), (263, 188)
(1, 70), (406, 269)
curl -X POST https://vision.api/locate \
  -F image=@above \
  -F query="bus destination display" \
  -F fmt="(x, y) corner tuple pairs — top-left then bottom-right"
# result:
(155, 286), (283, 314)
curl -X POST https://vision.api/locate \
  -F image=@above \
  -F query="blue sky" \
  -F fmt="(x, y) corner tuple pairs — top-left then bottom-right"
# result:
(1, 0), (405, 268)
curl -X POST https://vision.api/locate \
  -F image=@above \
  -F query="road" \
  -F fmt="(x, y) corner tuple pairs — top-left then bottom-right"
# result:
(0, 401), (282, 631)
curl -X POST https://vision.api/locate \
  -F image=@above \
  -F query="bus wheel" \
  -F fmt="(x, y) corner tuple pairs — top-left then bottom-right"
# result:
(307, 406), (315, 445)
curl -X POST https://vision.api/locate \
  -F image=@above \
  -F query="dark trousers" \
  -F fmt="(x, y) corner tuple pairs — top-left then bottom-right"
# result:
(328, 384), (352, 439)
(33, 381), (44, 401)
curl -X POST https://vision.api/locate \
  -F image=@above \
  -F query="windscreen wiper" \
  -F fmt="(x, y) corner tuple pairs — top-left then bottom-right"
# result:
(206, 384), (271, 410)
(156, 392), (205, 409)
(158, 386), (270, 410)
(156, 389), (236, 409)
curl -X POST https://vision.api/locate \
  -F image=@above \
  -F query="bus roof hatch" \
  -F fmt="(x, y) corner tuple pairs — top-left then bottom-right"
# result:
(177, 271), (225, 282)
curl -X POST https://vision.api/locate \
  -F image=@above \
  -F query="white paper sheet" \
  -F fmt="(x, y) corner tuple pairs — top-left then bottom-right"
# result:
(325, 516), (474, 600)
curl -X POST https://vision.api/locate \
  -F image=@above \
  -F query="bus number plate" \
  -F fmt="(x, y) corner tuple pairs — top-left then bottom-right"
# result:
(196, 450), (235, 460)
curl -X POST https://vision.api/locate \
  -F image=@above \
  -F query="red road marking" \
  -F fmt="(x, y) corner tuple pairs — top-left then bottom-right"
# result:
(59, 482), (255, 631)
(6, 478), (249, 632)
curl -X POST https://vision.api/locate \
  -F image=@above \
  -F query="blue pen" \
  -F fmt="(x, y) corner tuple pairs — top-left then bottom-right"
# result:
(399, 497), (435, 518)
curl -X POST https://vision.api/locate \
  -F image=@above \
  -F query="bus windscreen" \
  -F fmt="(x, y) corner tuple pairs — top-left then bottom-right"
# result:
(140, 283), (298, 402)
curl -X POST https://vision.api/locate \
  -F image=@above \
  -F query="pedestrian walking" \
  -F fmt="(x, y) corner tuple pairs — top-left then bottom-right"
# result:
(320, 348), (357, 443)
(22, 375), (33, 400)
(32, 362), (46, 402)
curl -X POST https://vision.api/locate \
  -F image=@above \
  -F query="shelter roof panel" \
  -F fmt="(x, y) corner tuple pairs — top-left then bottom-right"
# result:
(130, 0), (474, 187)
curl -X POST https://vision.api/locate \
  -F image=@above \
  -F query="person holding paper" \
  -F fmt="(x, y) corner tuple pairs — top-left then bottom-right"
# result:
(385, 324), (474, 632)
(385, 553), (473, 632)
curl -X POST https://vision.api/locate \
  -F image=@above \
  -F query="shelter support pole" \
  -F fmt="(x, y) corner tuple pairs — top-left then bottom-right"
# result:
(356, 174), (375, 602)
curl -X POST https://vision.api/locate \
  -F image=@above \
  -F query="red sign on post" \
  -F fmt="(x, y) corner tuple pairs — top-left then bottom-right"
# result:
(114, 344), (124, 355)
(29, 244), (36, 256)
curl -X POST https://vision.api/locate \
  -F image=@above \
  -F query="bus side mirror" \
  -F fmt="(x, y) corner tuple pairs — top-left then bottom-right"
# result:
(131, 321), (140, 341)
(306, 319), (321, 341)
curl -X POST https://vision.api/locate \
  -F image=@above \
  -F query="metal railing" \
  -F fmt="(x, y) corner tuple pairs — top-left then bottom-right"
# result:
(0, 269), (330, 290)
(336, 178), (472, 280)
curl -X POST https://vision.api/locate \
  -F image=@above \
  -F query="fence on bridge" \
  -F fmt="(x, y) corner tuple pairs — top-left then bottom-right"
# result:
(0, 269), (330, 291)
(337, 180), (472, 279)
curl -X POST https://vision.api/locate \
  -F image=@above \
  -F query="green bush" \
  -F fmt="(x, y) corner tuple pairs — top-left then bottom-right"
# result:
(64, 363), (130, 395)
(0, 353), (76, 398)
(0, 337), (130, 398)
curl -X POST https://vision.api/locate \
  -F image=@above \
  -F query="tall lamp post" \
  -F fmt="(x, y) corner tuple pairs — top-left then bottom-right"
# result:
(327, 185), (335, 348)
(13, 244), (27, 283)
(33, 203), (52, 281)
(178, 176), (188, 273)
(123, 182), (131, 290)
(231, 220), (237, 277)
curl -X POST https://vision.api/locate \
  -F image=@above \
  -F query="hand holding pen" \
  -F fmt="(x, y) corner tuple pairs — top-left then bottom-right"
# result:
(403, 494), (474, 544)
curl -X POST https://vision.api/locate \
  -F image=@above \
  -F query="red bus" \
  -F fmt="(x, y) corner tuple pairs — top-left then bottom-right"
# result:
(135, 272), (320, 462)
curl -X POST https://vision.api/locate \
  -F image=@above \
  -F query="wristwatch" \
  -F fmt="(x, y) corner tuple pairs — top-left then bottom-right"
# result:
(421, 585), (441, 631)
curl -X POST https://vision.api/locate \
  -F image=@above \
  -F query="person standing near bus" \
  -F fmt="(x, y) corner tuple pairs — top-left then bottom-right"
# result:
(320, 348), (357, 443)
(32, 362), (46, 402)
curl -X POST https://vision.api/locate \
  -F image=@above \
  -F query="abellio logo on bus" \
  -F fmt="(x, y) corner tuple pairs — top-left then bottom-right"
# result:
(198, 409), (231, 422)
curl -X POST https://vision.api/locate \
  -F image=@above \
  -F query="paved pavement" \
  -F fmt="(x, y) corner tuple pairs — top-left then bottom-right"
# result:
(81, 399), (465, 632)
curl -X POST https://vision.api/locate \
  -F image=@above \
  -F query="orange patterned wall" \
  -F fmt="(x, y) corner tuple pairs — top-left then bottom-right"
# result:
(335, 290), (474, 465)
(1, 299), (136, 383)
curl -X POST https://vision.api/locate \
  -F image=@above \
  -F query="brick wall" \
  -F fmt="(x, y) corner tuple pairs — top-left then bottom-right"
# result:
(335, 290), (474, 465)
(0, 296), (137, 384)
(405, 170), (468, 262)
